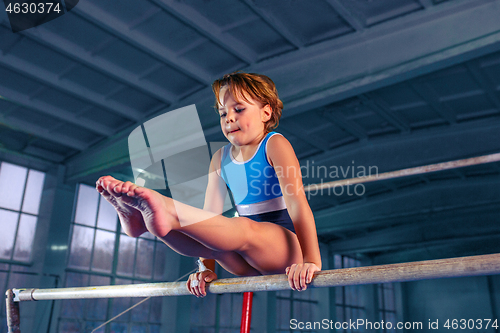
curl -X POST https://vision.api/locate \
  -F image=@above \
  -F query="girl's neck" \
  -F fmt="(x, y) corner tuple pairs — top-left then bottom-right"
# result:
(231, 131), (269, 162)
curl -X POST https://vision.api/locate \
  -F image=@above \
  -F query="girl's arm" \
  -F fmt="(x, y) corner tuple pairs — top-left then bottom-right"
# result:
(187, 148), (227, 297)
(203, 148), (228, 215)
(199, 148), (227, 271)
(267, 134), (322, 290)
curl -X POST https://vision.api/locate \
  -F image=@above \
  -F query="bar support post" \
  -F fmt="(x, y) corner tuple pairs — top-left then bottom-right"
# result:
(240, 292), (253, 333)
(5, 289), (21, 333)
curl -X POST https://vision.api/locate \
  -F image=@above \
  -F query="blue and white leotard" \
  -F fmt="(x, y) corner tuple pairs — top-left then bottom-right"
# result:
(219, 132), (295, 233)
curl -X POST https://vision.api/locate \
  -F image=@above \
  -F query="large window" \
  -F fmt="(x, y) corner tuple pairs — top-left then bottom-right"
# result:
(334, 255), (366, 333)
(59, 183), (169, 333)
(276, 288), (319, 333)
(378, 283), (398, 333)
(0, 162), (45, 264)
(190, 265), (320, 333)
(190, 267), (244, 333)
(0, 161), (46, 333)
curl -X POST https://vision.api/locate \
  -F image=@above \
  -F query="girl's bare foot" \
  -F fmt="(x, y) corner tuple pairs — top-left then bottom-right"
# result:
(96, 176), (174, 238)
(96, 176), (147, 237)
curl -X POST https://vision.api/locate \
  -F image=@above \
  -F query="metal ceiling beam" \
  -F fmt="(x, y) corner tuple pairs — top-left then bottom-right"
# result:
(127, 7), (163, 30)
(73, 1), (212, 85)
(218, 16), (260, 33)
(279, 122), (330, 152)
(240, 0), (304, 48)
(465, 61), (500, 111)
(408, 80), (457, 124)
(189, 0), (500, 131)
(359, 94), (410, 133)
(315, 177), (500, 234)
(22, 145), (65, 163)
(0, 84), (112, 136)
(22, 27), (176, 103)
(0, 113), (88, 151)
(255, 0), (500, 117)
(417, 0), (434, 9)
(0, 146), (58, 170)
(65, 131), (131, 182)
(321, 108), (368, 141)
(146, 1), (500, 124)
(152, 0), (257, 64)
(409, 81), (457, 124)
(373, 236), (500, 265)
(325, 0), (365, 31)
(0, 52), (142, 121)
(365, 2), (422, 27)
(63, 88), (216, 183)
(439, 89), (488, 104)
(64, 0), (500, 180)
(327, 205), (500, 254)
(301, 106), (500, 177)
(65, 89), (500, 185)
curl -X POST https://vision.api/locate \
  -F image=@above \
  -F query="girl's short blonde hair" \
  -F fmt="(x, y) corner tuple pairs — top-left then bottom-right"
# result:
(212, 72), (284, 133)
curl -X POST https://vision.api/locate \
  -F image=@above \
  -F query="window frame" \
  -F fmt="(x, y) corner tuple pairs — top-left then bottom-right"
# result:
(0, 162), (46, 266)
(59, 183), (169, 333)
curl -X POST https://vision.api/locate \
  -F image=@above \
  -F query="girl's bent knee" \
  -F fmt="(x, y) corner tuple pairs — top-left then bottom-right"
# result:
(236, 216), (260, 234)
(233, 217), (260, 251)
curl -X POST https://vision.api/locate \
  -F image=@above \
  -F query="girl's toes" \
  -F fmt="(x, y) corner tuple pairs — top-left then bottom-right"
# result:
(100, 188), (112, 197)
(98, 176), (113, 187)
(97, 187), (112, 198)
(132, 185), (147, 197)
(127, 184), (140, 196)
(98, 178), (107, 189)
(121, 181), (134, 194)
(104, 180), (116, 193)
(96, 176), (106, 186)
(112, 183), (123, 196)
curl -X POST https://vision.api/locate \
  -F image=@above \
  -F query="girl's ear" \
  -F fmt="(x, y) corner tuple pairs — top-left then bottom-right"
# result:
(261, 104), (272, 122)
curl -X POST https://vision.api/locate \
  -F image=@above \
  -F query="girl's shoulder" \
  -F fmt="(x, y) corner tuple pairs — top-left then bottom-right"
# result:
(266, 132), (295, 166)
(211, 146), (225, 176)
(267, 132), (290, 148)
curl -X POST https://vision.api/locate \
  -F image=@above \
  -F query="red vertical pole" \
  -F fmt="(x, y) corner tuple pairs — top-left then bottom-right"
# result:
(240, 291), (253, 333)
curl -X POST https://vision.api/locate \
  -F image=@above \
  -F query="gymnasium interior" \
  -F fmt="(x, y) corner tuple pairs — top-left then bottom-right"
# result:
(1, 0), (500, 332)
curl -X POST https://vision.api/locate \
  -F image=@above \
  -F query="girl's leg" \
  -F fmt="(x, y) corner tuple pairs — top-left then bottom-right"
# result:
(96, 177), (147, 237)
(97, 176), (261, 276)
(97, 176), (302, 274)
(161, 230), (261, 276)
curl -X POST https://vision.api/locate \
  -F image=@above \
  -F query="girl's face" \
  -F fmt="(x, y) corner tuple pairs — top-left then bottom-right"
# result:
(218, 86), (272, 146)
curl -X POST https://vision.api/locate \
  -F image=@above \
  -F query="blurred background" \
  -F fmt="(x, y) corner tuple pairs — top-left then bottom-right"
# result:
(1, 0), (500, 332)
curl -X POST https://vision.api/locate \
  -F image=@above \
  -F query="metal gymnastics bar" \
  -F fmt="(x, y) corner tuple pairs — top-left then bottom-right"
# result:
(6, 253), (500, 331)
(6, 252), (500, 301)
(303, 152), (500, 192)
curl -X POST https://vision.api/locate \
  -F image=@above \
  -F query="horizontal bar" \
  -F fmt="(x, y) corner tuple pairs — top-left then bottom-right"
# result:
(13, 253), (500, 302)
(304, 152), (500, 192)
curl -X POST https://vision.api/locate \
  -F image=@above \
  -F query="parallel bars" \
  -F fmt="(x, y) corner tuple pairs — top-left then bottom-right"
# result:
(6, 152), (500, 332)
(8, 253), (500, 301)
(6, 253), (500, 331)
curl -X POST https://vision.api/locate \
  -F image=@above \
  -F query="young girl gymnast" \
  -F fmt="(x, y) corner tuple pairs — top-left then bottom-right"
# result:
(96, 72), (321, 297)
